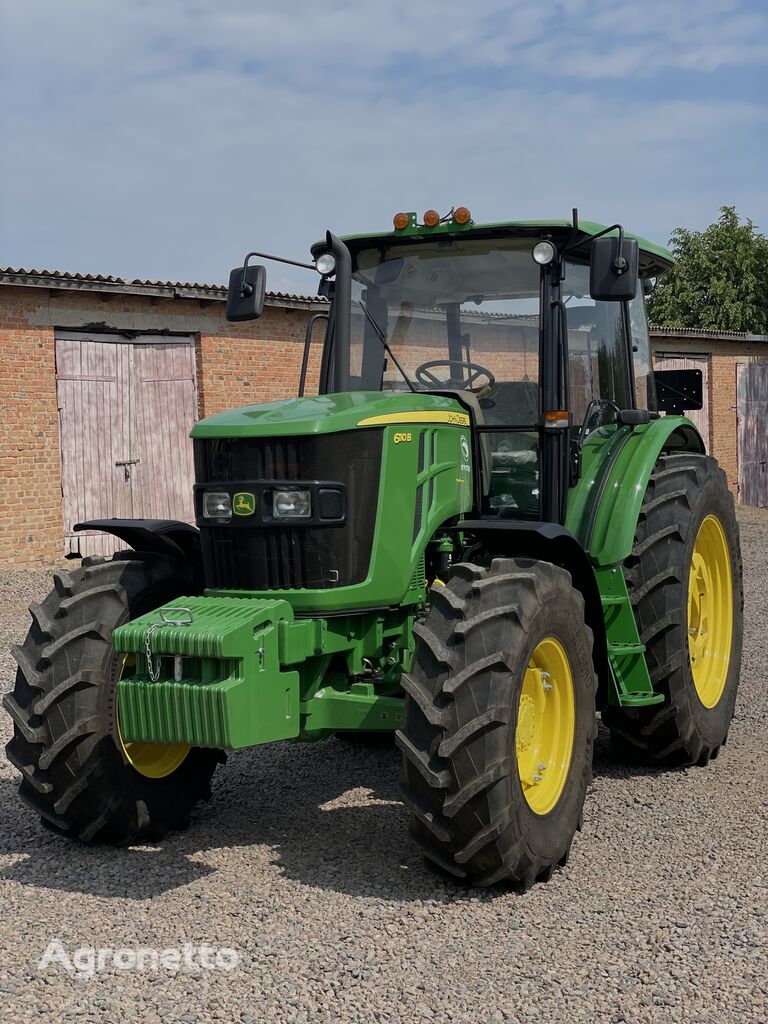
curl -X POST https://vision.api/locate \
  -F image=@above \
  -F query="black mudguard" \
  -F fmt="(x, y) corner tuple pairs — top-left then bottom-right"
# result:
(74, 519), (203, 581)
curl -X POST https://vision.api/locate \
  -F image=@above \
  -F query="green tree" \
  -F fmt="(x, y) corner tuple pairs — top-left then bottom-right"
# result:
(647, 206), (768, 332)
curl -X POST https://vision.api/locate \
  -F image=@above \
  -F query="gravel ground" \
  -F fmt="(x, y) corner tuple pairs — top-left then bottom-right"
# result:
(0, 509), (766, 1024)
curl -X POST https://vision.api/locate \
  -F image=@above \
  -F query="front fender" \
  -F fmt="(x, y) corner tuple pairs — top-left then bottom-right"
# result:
(74, 518), (202, 569)
(566, 416), (705, 566)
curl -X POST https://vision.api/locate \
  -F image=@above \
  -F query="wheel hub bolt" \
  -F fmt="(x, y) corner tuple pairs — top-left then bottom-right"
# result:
(532, 773), (543, 783)
(541, 671), (553, 693)
(538, 762), (546, 772)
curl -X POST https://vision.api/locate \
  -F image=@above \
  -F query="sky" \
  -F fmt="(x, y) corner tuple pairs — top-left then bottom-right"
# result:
(1, 1), (767, 294)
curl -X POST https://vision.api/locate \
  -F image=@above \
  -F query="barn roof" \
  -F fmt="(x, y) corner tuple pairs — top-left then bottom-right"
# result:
(0, 266), (325, 309)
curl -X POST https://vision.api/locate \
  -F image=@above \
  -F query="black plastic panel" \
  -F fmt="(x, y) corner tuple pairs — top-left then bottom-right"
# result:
(194, 431), (382, 590)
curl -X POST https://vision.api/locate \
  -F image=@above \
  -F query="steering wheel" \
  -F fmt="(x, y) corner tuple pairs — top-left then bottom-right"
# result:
(415, 359), (496, 393)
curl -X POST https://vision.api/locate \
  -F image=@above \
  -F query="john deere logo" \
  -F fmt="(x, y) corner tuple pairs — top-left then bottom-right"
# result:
(460, 435), (470, 463)
(233, 492), (256, 516)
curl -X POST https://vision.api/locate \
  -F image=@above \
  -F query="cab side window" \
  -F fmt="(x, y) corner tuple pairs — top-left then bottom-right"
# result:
(564, 261), (632, 434)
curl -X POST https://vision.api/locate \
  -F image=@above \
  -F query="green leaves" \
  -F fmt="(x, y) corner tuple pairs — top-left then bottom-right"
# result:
(648, 206), (768, 332)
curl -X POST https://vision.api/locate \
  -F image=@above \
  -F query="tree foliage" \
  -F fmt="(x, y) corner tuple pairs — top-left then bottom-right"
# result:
(647, 206), (768, 332)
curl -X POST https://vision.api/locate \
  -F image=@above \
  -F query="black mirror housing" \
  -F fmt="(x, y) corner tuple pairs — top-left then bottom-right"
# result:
(589, 236), (639, 301)
(226, 265), (267, 322)
(654, 368), (704, 415)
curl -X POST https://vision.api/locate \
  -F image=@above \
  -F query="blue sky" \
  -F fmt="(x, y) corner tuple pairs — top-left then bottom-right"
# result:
(1, 0), (766, 294)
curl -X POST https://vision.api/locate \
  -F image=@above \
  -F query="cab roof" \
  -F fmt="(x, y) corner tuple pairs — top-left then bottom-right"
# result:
(316, 217), (674, 277)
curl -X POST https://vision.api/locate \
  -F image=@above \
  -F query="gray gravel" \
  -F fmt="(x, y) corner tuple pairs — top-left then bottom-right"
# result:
(1, 510), (767, 1024)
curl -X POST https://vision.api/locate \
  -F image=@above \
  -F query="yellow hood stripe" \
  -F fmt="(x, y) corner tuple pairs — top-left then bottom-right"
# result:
(357, 411), (470, 427)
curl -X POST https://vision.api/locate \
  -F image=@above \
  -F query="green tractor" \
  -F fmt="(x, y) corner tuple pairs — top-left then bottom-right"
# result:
(5, 207), (743, 888)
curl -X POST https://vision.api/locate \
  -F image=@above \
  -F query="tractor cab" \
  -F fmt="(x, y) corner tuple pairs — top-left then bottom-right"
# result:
(229, 208), (676, 525)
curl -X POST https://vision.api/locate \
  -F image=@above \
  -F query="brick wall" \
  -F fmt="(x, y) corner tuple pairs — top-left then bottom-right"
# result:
(0, 291), (62, 566)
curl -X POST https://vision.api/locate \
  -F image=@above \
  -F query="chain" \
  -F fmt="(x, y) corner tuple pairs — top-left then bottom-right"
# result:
(144, 622), (164, 682)
(143, 607), (193, 682)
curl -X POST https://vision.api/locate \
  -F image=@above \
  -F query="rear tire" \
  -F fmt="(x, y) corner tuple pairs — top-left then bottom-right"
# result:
(604, 453), (743, 765)
(397, 558), (596, 889)
(3, 553), (222, 843)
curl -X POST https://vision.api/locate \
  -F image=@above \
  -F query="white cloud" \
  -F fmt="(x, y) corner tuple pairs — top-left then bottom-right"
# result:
(0, 0), (766, 290)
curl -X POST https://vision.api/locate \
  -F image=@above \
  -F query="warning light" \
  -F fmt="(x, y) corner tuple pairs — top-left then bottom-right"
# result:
(453, 206), (471, 225)
(393, 212), (410, 230)
(423, 209), (440, 227)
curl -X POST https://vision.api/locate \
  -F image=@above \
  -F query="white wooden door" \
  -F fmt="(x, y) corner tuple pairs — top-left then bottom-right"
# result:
(56, 333), (198, 557)
(654, 352), (710, 451)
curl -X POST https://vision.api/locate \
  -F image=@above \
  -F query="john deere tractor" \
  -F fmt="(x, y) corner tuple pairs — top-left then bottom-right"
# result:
(5, 208), (743, 888)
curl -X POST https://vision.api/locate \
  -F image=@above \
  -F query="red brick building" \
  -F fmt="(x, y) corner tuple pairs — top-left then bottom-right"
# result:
(1, 268), (766, 568)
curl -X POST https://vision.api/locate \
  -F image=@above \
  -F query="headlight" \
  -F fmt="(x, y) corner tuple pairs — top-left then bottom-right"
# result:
(203, 491), (232, 519)
(273, 489), (311, 518)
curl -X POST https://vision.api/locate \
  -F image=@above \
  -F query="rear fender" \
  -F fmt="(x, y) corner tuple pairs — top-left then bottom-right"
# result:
(566, 416), (705, 566)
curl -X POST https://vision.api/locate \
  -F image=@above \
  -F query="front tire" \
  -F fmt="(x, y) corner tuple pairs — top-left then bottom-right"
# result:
(604, 453), (743, 765)
(397, 558), (596, 889)
(3, 553), (222, 843)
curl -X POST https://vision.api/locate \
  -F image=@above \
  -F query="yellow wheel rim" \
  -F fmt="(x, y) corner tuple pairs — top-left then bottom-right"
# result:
(516, 637), (575, 815)
(115, 656), (190, 779)
(687, 514), (733, 708)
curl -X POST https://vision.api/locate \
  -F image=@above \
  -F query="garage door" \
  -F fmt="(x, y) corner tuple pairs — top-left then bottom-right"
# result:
(737, 362), (768, 508)
(56, 333), (198, 557)
(653, 352), (709, 451)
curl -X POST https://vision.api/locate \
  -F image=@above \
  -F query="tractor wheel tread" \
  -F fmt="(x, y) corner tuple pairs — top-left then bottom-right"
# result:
(394, 732), (451, 789)
(437, 707), (510, 758)
(398, 673), (449, 727)
(11, 644), (46, 691)
(32, 670), (102, 716)
(38, 716), (103, 770)
(441, 757), (511, 818)
(2, 693), (47, 744)
(5, 739), (53, 794)
(442, 652), (512, 696)
(399, 784), (451, 843)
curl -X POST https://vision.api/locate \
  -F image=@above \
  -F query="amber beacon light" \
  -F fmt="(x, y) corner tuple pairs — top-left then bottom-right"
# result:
(453, 206), (471, 224)
(423, 209), (440, 227)
(393, 212), (410, 230)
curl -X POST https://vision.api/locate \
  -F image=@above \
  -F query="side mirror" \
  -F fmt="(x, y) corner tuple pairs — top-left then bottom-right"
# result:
(589, 235), (639, 301)
(654, 368), (703, 415)
(226, 264), (266, 322)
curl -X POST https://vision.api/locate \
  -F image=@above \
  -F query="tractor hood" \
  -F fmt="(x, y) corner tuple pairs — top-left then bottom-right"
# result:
(191, 391), (470, 439)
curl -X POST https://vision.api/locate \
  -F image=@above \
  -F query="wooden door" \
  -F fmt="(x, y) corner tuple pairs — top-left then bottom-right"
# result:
(653, 352), (710, 451)
(56, 333), (198, 557)
(737, 362), (768, 508)
(130, 341), (198, 523)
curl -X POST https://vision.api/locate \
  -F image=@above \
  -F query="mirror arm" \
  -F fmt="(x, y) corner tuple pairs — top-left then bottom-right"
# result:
(560, 220), (628, 268)
(238, 249), (318, 298)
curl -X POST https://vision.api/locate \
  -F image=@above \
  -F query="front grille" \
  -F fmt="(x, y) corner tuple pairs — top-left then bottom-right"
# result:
(194, 430), (382, 590)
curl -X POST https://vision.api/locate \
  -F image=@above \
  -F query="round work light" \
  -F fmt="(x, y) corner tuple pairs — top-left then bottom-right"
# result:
(532, 240), (557, 265)
(315, 253), (336, 276)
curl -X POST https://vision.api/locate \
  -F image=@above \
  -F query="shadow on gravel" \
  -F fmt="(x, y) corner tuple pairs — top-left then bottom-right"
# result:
(0, 720), (688, 902)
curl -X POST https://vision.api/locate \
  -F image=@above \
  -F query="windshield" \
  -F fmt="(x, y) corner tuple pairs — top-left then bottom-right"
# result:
(347, 237), (541, 425)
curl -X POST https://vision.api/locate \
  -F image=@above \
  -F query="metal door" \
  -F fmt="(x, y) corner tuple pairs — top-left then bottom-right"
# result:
(654, 352), (709, 450)
(56, 333), (198, 557)
(737, 361), (768, 507)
